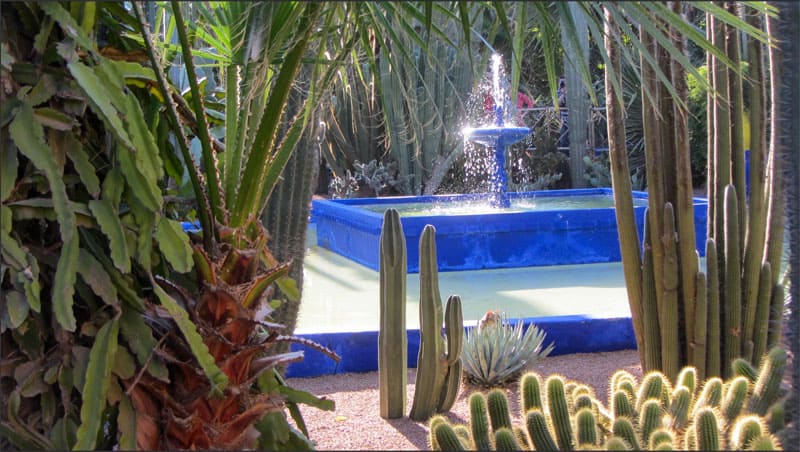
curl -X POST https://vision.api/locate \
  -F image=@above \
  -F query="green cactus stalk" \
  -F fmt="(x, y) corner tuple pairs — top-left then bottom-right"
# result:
(520, 372), (543, 412)
(433, 421), (467, 451)
(468, 393), (493, 451)
(730, 415), (765, 450)
(612, 417), (640, 451)
(525, 410), (559, 451)
(512, 426), (530, 450)
(669, 386), (691, 431)
(693, 407), (722, 451)
(648, 429), (676, 450)
(732, 357), (758, 383)
(694, 377), (724, 414)
(612, 390), (635, 420)
(546, 375), (574, 450)
(745, 434), (781, 450)
(487, 389), (513, 432)
(379, 208), (407, 419)
(765, 399), (785, 434)
(766, 284), (784, 349)
(721, 376), (749, 422)
(636, 371), (669, 411)
(575, 394), (594, 412)
(494, 428), (520, 451)
(751, 263), (773, 366)
(454, 425), (473, 447)
(641, 210), (662, 372)
(638, 399), (663, 445)
(576, 408), (598, 447)
(605, 436), (631, 451)
(748, 347), (787, 416)
(705, 239), (722, 378)
(438, 295), (464, 411)
(660, 203), (682, 381)
(723, 185), (743, 375)
(693, 272), (708, 380)
(429, 415), (449, 450)
(676, 366), (698, 396)
(410, 225), (463, 421)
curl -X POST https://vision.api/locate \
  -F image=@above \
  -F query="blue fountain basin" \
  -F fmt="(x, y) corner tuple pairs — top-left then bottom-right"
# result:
(312, 188), (708, 273)
(464, 126), (531, 148)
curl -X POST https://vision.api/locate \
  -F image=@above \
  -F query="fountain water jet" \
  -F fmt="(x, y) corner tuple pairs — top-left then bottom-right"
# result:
(462, 54), (531, 207)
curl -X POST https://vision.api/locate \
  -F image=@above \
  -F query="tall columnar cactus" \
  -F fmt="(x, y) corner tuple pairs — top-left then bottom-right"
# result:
(378, 208), (408, 419)
(428, 353), (787, 451)
(409, 225), (464, 421)
(604, 3), (786, 382)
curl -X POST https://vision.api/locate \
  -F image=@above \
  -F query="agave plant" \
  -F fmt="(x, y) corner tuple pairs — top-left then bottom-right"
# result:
(460, 311), (555, 388)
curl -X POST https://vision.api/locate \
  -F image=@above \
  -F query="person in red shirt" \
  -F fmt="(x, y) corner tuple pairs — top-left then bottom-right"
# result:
(483, 90), (535, 122)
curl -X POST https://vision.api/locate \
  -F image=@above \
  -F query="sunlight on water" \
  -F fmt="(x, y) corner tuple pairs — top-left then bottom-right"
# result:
(360, 195), (648, 217)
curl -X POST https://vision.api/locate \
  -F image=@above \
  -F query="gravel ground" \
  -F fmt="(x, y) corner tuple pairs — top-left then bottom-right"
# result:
(286, 349), (643, 450)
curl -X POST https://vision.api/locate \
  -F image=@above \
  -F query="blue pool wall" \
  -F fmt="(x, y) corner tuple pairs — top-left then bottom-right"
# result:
(312, 188), (708, 273)
(285, 315), (637, 378)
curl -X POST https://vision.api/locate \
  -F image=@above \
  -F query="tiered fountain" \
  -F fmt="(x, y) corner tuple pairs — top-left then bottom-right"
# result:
(462, 54), (531, 208)
(312, 55), (708, 272)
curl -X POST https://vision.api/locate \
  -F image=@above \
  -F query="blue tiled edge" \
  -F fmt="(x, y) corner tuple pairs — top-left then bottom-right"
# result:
(285, 315), (636, 378)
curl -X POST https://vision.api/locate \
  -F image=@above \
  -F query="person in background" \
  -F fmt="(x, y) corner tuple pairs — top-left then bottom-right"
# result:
(483, 89), (535, 123)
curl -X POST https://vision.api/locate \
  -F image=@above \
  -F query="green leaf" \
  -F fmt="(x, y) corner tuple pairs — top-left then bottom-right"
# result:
(122, 85), (164, 185)
(9, 101), (77, 244)
(155, 217), (193, 273)
(0, 209), (41, 313)
(64, 134), (100, 198)
(275, 275), (300, 302)
(102, 167), (125, 209)
(152, 282), (228, 394)
(50, 416), (78, 451)
(119, 304), (169, 381)
(128, 197), (155, 269)
(67, 61), (135, 151)
(25, 73), (57, 107)
(117, 146), (161, 212)
(40, 2), (96, 52)
(33, 107), (77, 131)
(1, 140), (18, 201)
(117, 393), (136, 451)
(88, 199), (130, 273)
(77, 249), (118, 306)
(109, 60), (156, 81)
(112, 345), (136, 379)
(74, 318), (119, 451)
(53, 235), (79, 331)
(278, 385), (335, 411)
(5, 290), (29, 329)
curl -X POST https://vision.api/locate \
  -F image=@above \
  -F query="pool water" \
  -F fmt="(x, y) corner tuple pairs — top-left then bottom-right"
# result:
(359, 194), (649, 217)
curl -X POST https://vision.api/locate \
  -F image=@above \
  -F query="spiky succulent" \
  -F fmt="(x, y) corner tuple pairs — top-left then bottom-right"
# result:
(460, 312), (555, 387)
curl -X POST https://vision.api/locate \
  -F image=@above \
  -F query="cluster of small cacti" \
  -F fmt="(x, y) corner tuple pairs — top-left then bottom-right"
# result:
(461, 311), (555, 388)
(429, 347), (787, 450)
(378, 210), (464, 421)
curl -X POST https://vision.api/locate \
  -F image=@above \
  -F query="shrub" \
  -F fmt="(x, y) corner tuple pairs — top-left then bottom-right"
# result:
(460, 311), (555, 388)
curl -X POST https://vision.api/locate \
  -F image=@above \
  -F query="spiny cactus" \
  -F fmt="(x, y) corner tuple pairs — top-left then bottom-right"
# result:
(378, 208), (407, 419)
(378, 220), (465, 421)
(409, 225), (464, 421)
(748, 347), (787, 416)
(427, 356), (787, 451)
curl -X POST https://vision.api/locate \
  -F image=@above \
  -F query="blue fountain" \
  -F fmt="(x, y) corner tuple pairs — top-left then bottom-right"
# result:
(462, 55), (531, 207)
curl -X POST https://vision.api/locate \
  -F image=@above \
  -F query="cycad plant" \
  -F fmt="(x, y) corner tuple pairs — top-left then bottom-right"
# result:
(460, 312), (555, 388)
